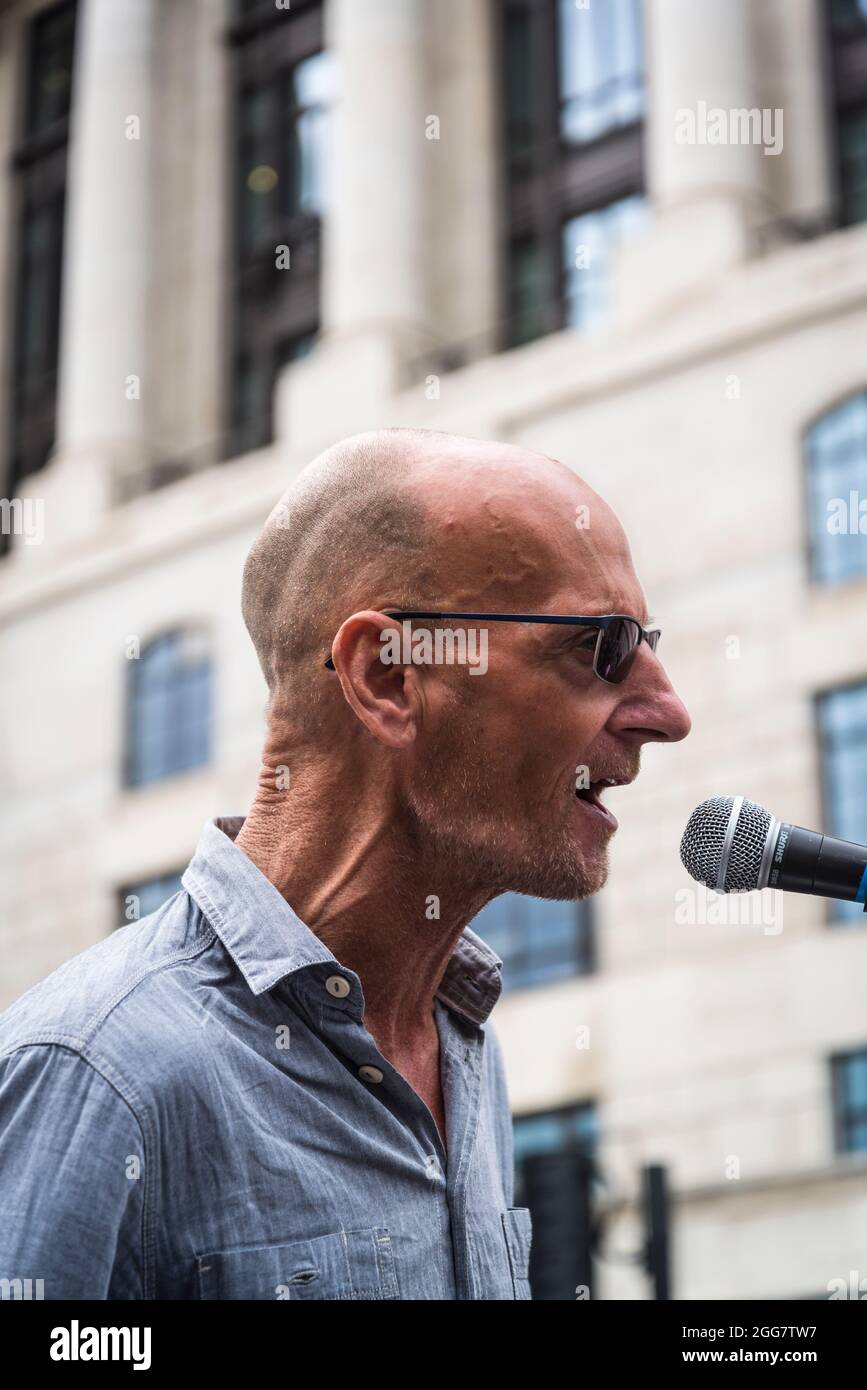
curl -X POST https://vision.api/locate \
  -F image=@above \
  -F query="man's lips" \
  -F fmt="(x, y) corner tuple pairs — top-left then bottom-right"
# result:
(574, 774), (635, 831)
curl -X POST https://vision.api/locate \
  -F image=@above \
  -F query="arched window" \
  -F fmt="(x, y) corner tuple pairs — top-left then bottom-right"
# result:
(125, 629), (212, 787)
(806, 390), (867, 583)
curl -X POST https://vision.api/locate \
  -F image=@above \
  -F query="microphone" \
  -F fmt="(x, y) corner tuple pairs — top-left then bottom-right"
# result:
(680, 796), (867, 909)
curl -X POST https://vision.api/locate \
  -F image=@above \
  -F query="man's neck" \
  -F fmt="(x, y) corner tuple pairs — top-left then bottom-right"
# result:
(234, 771), (492, 1055)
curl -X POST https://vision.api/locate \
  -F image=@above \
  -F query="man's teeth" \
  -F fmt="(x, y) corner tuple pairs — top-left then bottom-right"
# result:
(575, 776), (628, 797)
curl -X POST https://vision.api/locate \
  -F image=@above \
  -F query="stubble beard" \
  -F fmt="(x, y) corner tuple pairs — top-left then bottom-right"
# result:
(404, 693), (610, 903)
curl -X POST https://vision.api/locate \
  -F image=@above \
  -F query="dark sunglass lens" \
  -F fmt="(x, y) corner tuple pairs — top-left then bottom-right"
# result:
(647, 630), (661, 654)
(596, 619), (640, 683)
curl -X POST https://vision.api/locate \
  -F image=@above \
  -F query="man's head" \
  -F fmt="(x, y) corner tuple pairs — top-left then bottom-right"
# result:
(241, 427), (690, 901)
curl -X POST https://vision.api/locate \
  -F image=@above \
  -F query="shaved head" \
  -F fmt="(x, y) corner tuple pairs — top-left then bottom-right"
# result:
(234, 427), (690, 1059)
(239, 426), (688, 904)
(242, 426), (596, 725)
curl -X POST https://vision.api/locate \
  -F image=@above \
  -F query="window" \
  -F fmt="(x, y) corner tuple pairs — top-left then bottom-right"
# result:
(817, 681), (867, 924)
(471, 894), (594, 991)
(513, 1102), (598, 1299)
(227, 0), (331, 456)
(6, 1), (77, 500)
(828, 0), (867, 225)
(557, 0), (643, 143)
(125, 630), (212, 787)
(118, 871), (185, 928)
(831, 1047), (867, 1151)
(562, 193), (647, 331)
(499, 0), (645, 347)
(514, 1101), (598, 1197)
(806, 392), (867, 584)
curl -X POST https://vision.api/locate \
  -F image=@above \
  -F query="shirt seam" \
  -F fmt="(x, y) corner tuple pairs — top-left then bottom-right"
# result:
(0, 1039), (157, 1299)
(85, 932), (218, 1040)
(0, 932), (219, 1057)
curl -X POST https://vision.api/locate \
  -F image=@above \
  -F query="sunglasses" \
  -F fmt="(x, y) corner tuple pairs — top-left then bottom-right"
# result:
(324, 610), (661, 685)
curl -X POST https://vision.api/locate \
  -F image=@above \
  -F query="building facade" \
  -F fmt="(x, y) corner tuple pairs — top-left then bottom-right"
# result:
(2, 0), (867, 1299)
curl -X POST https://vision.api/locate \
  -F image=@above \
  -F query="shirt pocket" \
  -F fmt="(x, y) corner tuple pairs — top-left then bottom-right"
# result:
(501, 1207), (533, 1300)
(196, 1227), (400, 1300)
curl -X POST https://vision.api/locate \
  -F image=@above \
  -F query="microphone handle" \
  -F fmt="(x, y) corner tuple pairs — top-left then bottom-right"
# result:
(767, 823), (867, 907)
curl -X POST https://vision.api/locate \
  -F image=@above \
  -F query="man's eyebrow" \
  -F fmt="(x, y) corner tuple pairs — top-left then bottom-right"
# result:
(610, 602), (655, 626)
(590, 603), (656, 625)
(541, 610), (657, 634)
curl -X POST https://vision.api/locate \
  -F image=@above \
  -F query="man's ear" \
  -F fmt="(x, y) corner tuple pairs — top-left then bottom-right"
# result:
(329, 610), (422, 747)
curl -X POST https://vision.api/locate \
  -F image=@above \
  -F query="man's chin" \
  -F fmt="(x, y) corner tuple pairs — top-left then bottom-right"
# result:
(497, 838), (610, 902)
(507, 865), (607, 902)
(405, 795), (609, 900)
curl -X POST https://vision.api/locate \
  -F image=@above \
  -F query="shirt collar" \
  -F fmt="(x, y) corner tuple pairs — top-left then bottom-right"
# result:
(181, 816), (503, 1027)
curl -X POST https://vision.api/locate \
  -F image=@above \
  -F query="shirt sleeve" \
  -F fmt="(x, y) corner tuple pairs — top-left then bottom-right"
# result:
(0, 1043), (146, 1299)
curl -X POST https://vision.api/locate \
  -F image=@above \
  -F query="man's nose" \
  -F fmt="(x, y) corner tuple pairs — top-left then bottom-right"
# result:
(607, 649), (692, 746)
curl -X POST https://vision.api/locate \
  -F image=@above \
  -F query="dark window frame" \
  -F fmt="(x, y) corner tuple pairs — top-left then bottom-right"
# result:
(512, 1098), (599, 1298)
(4, 0), (77, 506)
(831, 1046), (867, 1152)
(494, 0), (645, 349)
(513, 1098), (598, 1204)
(513, 1097), (598, 1158)
(472, 893), (595, 993)
(827, 0), (867, 226)
(815, 676), (867, 927)
(224, 0), (325, 459)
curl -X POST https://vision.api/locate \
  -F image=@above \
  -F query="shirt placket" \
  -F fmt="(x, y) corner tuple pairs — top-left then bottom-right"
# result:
(300, 964), (450, 1171)
(290, 963), (490, 1298)
(435, 1001), (487, 1300)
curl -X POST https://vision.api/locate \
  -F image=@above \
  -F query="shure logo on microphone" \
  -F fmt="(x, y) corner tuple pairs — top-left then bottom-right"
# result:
(773, 827), (789, 865)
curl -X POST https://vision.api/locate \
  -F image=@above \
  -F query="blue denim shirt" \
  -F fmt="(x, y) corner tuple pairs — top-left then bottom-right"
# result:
(0, 816), (532, 1300)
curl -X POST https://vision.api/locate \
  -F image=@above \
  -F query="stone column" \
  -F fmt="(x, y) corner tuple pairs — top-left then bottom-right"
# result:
(49, 0), (156, 522)
(617, 0), (777, 320)
(281, 0), (438, 444)
(648, 0), (771, 219)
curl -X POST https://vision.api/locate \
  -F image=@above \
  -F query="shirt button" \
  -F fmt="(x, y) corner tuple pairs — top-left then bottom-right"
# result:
(325, 974), (351, 999)
(358, 1064), (384, 1084)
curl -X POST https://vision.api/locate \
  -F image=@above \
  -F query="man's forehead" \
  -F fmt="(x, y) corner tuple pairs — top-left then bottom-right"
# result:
(541, 587), (651, 624)
(409, 447), (643, 608)
(537, 504), (646, 618)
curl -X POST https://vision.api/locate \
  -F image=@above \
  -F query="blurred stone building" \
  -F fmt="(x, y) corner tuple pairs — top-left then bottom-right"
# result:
(1, 0), (867, 1299)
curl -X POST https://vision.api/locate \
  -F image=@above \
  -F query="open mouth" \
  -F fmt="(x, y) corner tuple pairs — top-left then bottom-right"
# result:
(574, 775), (631, 831)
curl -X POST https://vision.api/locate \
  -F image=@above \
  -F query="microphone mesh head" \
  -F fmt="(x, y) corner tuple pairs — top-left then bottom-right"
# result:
(680, 796), (773, 892)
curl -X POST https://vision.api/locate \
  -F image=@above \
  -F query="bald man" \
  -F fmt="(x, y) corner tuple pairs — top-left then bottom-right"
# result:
(0, 428), (690, 1300)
